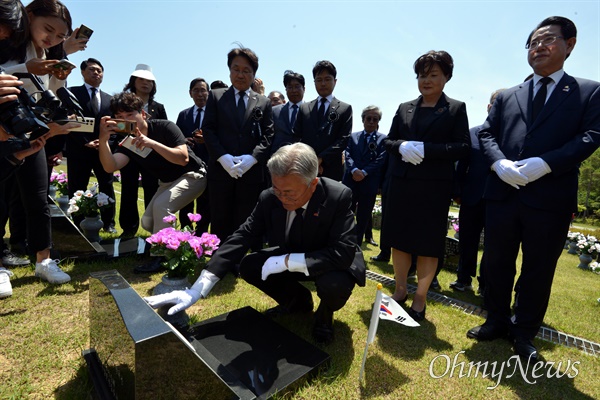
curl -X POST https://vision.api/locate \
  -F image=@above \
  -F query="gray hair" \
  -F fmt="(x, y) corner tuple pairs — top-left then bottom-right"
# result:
(267, 143), (318, 185)
(361, 105), (382, 121)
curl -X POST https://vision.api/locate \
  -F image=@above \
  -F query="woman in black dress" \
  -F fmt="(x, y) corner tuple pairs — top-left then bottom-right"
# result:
(381, 50), (470, 321)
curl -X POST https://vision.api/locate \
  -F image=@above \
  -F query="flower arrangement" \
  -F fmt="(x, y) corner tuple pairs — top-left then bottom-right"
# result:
(448, 217), (459, 232)
(577, 235), (600, 258)
(146, 213), (220, 279)
(372, 198), (382, 216)
(50, 170), (69, 196)
(67, 183), (115, 218)
(589, 261), (599, 274)
(567, 231), (584, 243)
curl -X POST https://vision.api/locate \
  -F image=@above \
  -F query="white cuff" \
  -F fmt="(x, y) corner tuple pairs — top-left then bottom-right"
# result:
(287, 253), (309, 276)
(191, 269), (220, 298)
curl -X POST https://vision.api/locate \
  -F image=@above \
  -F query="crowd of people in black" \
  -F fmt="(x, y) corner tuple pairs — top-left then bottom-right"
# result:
(1, 0), (599, 358)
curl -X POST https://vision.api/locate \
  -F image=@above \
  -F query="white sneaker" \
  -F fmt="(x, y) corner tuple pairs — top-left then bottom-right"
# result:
(0, 267), (14, 298)
(35, 259), (71, 284)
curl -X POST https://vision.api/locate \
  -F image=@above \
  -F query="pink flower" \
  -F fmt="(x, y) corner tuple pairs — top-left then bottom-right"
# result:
(163, 214), (177, 225)
(187, 213), (202, 223)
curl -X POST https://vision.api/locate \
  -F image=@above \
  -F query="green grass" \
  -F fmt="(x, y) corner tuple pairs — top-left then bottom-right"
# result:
(2, 177), (600, 399)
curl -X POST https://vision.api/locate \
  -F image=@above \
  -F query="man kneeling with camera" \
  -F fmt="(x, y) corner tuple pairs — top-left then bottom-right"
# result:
(98, 92), (207, 273)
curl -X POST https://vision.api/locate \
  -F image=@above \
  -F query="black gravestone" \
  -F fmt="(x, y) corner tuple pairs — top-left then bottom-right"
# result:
(85, 270), (330, 399)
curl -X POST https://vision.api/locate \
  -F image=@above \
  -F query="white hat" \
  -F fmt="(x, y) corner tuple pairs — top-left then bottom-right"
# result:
(131, 64), (156, 81)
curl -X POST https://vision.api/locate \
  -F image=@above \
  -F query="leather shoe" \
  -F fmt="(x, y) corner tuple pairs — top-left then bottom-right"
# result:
(370, 254), (390, 262)
(407, 304), (426, 322)
(467, 323), (509, 341)
(133, 257), (164, 274)
(366, 238), (378, 247)
(312, 322), (334, 344)
(120, 230), (137, 239)
(513, 337), (538, 362)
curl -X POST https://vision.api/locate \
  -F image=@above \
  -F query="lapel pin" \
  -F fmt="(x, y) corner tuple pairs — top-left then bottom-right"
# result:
(563, 86), (570, 92)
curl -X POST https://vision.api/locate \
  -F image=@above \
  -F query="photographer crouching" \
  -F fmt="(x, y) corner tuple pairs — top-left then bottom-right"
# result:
(98, 92), (207, 274)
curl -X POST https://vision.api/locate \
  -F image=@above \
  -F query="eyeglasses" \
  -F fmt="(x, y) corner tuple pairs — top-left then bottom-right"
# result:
(272, 183), (311, 201)
(526, 35), (564, 51)
(364, 116), (380, 122)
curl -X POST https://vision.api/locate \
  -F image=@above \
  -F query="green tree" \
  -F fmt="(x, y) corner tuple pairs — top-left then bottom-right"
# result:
(578, 148), (600, 219)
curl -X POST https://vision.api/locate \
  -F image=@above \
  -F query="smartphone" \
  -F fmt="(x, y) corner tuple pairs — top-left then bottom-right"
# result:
(75, 24), (93, 40)
(112, 119), (137, 134)
(51, 59), (77, 71)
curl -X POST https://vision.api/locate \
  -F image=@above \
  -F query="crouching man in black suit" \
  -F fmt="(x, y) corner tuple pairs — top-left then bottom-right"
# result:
(145, 143), (366, 344)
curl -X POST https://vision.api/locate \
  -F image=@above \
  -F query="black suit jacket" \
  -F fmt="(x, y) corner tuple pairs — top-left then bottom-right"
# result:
(384, 93), (470, 181)
(479, 73), (600, 212)
(202, 87), (274, 184)
(342, 130), (387, 193)
(176, 105), (208, 163)
(206, 177), (365, 286)
(293, 97), (352, 180)
(146, 99), (167, 120)
(66, 84), (114, 153)
(270, 103), (297, 154)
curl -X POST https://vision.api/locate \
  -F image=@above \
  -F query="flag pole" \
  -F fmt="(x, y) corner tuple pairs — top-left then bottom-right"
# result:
(359, 283), (383, 382)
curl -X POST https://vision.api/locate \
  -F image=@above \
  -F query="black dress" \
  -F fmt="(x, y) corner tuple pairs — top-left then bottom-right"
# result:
(381, 95), (470, 258)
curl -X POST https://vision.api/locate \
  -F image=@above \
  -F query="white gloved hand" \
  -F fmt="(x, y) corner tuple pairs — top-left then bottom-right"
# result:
(144, 269), (219, 315)
(516, 157), (551, 183)
(399, 141), (424, 165)
(235, 154), (258, 175)
(144, 288), (202, 315)
(261, 255), (288, 281)
(414, 142), (425, 159)
(217, 154), (240, 179)
(492, 159), (529, 189)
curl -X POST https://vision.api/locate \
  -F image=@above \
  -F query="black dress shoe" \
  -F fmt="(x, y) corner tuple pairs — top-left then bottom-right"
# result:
(313, 322), (334, 344)
(133, 257), (164, 274)
(513, 337), (538, 362)
(120, 230), (137, 239)
(366, 238), (378, 247)
(407, 304), (426, 322)
(467, 323), (509, 341)
(370, 254), (390, 262)
(392, 294), (408, 305)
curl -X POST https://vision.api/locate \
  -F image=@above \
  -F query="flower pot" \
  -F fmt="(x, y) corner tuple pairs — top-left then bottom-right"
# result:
(372, 214), (382, 229)
(568, 241), (579, 255)
(56, 195), (70, 214)
(80, 215), (103, 243)
(153, 274), (191, 329)
(454, 232), (460, 240)
(564, 240), (570, 250)
(48, 185), (57, 198)
(578, 254), (594, 270)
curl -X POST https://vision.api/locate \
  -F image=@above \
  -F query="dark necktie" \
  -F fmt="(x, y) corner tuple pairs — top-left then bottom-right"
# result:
(317, 98), (328, 125)
(532, 77), (552, 121)
(90, 87), (99, 115)
(194, 108), (203, 129)
(237, 91), (246, 124)
(290, 104), (298, 126)
(287, 208), (304, 251)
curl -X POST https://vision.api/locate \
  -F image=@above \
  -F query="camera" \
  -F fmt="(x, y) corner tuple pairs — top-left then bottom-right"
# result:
(0, 70), (84, 158)
(112, 119), (137, 134)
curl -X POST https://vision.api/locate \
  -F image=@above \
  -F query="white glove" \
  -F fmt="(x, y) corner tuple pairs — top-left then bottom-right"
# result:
(235, 154), (258, 176)
(492, 159), (529, 189)
(399, 141), (424, 165)
(144, 269), (219, 315)
(516, 157), (551, 183)
(261, 255), (288, 281)
(217, 154), (240, 179)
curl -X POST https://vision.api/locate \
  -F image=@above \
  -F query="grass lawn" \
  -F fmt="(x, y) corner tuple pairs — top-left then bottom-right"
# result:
(2, 176), (600, 399)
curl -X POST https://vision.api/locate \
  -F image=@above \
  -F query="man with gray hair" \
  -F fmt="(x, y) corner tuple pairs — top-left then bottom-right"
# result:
(343, 105), (386, 246)
(145, 143), (365, 344)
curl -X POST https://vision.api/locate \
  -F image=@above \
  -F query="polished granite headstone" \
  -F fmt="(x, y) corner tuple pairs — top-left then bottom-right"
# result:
(86, 270), (330, 399)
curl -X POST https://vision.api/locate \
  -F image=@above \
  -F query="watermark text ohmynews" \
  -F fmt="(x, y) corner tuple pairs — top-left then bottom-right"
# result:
(429, 351), (579, 389)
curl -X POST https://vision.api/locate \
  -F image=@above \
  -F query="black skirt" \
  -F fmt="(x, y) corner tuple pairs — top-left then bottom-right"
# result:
(381, 175), (452, 258)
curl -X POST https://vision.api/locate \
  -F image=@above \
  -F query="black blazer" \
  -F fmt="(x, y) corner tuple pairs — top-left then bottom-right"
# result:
(293, 97), (352, 181)
(202, 87), (274, 184)
(66, 84), (114, 152)
(271, 102), (298, 154)
(479, 73), (600, 212)
(206, 177), (365, 286)
(146, 99), (167, 120)
(384, 93), (470, 181)
(342, 130), (387, 193)
(176, 105), (208, 163)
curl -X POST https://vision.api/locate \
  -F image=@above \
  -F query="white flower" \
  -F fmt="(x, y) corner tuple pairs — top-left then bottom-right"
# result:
(67, 205), (79, 215)
(74, 190), (84, 197)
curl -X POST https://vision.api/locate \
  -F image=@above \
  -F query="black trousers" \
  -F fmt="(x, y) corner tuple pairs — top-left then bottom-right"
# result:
(118, 161), (158, 234)
(239, 247), (356, 316)
(347, 181), (378, 246)
(67, 152), (116, 229)
(456, 200), (486, 283)
(484, 193), (571, 339)
(208, 176), (263, 245)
